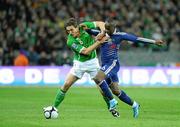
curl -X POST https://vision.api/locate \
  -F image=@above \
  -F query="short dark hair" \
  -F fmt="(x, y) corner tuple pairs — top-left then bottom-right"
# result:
(105, 18), (116, 29)
(64, 18), (78, 29)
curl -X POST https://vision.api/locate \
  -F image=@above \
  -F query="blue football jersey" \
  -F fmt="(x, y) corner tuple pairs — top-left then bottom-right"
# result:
(86, 29), (138, 64)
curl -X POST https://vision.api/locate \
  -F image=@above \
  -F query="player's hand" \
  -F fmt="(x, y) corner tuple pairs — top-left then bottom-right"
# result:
(99, 36), (109, 44)
(95, 31), (106, 41)
(155, 40), (164, 46)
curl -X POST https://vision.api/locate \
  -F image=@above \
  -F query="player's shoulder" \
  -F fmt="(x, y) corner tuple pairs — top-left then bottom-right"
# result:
(80, 21), (96, 29)
(81, 21), (94, 25)
(67, 34), (75, 40)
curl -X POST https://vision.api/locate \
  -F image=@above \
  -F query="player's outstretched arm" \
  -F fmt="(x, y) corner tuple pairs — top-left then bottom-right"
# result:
(80, 21), (105, 31)
(86, 29), (106, 42)
(94, 21), (106, 39)
(136, 37), (164, 46)
(118, 32), (164, 46)
(94, 21), (105, 32)
(80, 21), (106, 41)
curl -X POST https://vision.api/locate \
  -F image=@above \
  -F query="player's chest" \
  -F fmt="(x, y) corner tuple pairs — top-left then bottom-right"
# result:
(75, 32), (92, 45)
(104, 39), (119, 49)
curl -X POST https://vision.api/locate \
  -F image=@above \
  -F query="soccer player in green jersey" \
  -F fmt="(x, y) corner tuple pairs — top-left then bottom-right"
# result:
(45, 18), (118, 117)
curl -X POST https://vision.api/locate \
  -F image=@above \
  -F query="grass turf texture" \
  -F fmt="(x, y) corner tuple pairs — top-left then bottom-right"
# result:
(0, 87), (180, 127)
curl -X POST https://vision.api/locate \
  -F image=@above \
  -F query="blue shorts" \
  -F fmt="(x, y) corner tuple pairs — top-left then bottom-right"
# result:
(100, 59), (120, 83)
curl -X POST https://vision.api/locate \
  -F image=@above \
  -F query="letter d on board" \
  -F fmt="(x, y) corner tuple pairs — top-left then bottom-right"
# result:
(25, 69), (42, 84)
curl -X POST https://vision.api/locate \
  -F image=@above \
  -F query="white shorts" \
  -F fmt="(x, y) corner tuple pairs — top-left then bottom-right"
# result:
(70, 58), (100, 79)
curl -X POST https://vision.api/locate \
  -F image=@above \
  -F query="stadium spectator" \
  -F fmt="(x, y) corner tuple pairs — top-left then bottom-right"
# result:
(27, 46), (39, 65)
(0, 0), (179, 66)
(0, 47), (3, 65)
(37, 51), (50, 65)
(14, 50), (29, 66)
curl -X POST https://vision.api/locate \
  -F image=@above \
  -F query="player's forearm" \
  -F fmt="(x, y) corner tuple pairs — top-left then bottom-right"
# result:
(136, 37), (156, 44)
(121, 32), (156, 44)
(80, 41), (101, 55)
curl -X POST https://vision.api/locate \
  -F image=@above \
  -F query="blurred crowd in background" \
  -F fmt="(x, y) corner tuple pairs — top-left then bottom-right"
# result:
(0, 0), (179, 66)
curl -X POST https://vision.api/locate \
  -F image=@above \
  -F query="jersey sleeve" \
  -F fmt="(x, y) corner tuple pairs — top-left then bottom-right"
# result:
(117, 32), (156, 44)
(81, 22), (96, 29)
(86, 29), (100, 36)
(117, 32), (138, 42)
(67, 38), (85, 53)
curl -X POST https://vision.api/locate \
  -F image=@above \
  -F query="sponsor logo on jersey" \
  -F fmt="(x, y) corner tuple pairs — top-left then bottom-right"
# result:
(110, 44), (116, 49)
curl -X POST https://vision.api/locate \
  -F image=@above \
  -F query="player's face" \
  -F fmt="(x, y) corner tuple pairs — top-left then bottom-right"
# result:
(66, 25), (79, 37)
(105, 23), (115, 35)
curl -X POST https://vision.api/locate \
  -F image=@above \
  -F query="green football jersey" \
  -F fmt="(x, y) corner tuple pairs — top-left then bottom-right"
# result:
(67, 22), (97, 62)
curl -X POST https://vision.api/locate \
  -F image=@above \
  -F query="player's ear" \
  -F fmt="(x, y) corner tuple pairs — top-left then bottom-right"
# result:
(65, 30), (69, 35)
(64, 26), (69, 35)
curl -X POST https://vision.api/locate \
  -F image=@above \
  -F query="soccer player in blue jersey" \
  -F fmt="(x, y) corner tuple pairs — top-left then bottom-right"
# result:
(86, 21), (164, 118)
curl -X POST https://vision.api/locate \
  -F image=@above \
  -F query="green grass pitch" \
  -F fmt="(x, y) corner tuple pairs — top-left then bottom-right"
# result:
(0, 87), (180, 127)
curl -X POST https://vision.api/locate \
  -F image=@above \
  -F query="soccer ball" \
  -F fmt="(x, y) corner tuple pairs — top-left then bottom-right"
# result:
(43, 106), (59, 119)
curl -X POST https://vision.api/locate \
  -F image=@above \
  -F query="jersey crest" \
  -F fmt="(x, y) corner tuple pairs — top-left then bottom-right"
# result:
(76, 38), (83, 45)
